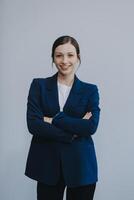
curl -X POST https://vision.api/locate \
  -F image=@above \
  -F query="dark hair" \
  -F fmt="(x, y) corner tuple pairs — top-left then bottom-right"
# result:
(51, 35), (81, 67)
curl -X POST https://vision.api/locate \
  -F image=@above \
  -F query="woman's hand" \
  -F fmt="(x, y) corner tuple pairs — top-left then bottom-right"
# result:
(43, 116), (53, 124)
(73, 112), (92, 139)
(83, 112), (92, 119)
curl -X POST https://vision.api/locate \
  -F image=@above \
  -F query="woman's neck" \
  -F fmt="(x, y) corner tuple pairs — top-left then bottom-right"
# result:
(57, 73), (75, 87)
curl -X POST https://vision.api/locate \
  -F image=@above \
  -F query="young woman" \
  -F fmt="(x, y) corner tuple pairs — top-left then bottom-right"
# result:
(25, 35), (101, 200)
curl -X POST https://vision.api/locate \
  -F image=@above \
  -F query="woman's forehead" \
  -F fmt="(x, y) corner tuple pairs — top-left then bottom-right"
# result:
(55, 43), (76, 53)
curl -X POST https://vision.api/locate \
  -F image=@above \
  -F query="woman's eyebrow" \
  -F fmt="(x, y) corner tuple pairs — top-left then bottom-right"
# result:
(55, 52), (75, 54)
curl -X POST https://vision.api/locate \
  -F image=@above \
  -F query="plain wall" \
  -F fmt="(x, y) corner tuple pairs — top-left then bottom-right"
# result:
(1, 0), (134, 199)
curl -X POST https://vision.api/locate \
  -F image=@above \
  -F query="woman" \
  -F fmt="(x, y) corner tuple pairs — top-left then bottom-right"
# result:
(25, 35), (101, 200)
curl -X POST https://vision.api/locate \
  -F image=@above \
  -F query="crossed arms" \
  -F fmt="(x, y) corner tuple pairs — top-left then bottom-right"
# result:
(44, 112), (92, 139)
(27, 79), (100, 143)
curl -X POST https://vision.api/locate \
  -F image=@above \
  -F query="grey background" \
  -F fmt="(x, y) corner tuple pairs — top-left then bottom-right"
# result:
(1, 0), (134, 199)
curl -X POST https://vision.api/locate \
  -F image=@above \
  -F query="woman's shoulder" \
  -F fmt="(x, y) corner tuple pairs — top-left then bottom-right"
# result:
(32, 73), (57, 82)
(31, 76), (51, 84)
(28, 78), (48, 91)
(79, 79), (98, 91)
(30, 75), (55, 90)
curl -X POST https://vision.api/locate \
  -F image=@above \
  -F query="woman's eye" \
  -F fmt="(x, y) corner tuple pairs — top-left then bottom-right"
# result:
(68, 54), (74, 57)
(56, 55), (62, 57)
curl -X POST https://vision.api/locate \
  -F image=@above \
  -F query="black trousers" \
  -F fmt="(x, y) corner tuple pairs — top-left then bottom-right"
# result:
(37, 162), (96, 200)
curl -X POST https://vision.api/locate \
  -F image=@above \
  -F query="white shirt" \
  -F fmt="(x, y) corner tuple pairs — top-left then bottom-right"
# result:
(57, 81), (72, 111)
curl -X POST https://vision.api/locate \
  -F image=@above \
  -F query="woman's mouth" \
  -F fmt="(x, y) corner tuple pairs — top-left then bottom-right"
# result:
(59, 65), (71, 70)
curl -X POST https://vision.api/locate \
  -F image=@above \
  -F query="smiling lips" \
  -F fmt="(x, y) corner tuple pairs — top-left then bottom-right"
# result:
(59, 65), (71, 70)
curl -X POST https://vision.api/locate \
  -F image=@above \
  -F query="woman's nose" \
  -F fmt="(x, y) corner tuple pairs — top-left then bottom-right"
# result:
(62, 56), (68, 64)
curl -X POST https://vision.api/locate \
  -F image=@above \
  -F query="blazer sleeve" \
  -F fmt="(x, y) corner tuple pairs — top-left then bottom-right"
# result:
(52, 85), (101, 137)
(26, 79), (74, 143)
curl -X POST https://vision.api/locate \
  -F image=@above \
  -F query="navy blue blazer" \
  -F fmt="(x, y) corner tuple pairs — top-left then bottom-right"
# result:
(25, 72), (100, 187)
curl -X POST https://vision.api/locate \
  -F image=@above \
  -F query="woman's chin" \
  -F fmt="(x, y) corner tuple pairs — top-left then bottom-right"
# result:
(59, 70), (71, 76)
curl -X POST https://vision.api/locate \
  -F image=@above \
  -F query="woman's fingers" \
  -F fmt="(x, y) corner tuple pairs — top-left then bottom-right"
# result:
(43, 116), (47, 121)
(86, 112), (92, 119)
(83, 112), (92, 119)
(43, 116), (53, 124)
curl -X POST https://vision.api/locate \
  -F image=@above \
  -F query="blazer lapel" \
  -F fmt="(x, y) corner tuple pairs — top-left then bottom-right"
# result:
(45, 73), (60, 116)
(63, 75), (83, 115)
(45, 72), (83, 116)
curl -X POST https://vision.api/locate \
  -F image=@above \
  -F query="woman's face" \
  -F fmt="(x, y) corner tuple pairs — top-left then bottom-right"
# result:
(54, 43), (79, 76)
